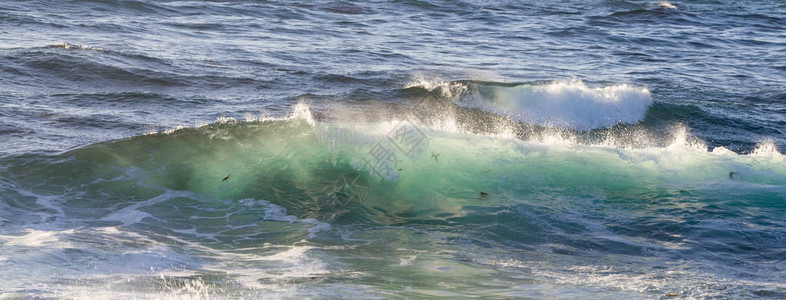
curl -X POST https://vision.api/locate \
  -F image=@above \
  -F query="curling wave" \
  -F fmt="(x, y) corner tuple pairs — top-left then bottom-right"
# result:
(2, 103), (783, 225)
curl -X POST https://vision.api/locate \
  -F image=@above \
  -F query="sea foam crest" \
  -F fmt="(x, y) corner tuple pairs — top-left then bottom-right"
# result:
(751, 139), (783, 157)
(51, 42), (104, 51)
(404, 76), (468, 98)
(473, 80), (653, 131)
(658, 1), (677, 9)
(290, 101), (316, 127)
(242, 101), (315, 127)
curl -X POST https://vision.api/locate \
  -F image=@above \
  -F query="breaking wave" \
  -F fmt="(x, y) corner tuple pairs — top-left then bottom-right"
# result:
(404, 78), (653, 130)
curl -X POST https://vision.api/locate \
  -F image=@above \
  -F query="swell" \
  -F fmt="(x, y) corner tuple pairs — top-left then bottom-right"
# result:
(58, 0), (177, 17)
(588, 3), (708, 27)
(0, 45), (271, 93)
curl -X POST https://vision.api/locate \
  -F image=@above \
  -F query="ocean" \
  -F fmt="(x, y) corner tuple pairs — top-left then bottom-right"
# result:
(1, 0), (785, 298)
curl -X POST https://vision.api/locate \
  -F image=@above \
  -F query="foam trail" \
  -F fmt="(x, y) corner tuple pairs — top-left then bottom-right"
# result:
(0, 229), (74, 248)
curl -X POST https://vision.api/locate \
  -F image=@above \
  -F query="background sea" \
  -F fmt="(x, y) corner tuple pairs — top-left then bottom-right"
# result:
(1, 0), (785, 298)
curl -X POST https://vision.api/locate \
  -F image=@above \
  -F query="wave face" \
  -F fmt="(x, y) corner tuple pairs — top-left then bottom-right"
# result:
(2, 0), (786, 298)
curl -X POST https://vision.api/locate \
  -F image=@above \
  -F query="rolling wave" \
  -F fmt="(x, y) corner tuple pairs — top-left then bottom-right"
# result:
(2, 103), (783, 227)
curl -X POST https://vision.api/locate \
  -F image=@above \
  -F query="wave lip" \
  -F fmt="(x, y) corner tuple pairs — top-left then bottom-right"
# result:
(464, 80), (653, 131)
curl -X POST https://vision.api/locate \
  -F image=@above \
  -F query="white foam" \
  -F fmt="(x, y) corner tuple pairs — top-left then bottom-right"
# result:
(665, 124), (707, 152)
(162, 124), (188, 134)
(290, 100), (316, 127)
(304, 218), (332, 238)
(0, 228), (74, 248)
(466, 80), (653, 130)
(14, 188), (65, 216)
(257, 200), (298, 223)
(240, 198), (332, 238)
(399, 255), (418, 266)
(405, 76), (468, 99)
(529, 262), (786, 298)
(52, 42), (104, 51)
(751, 139), (783, 157)
(215, 115), (238, 124)
(244, 100), (316, 126)
(101, 189), (194, 226)
(711, 146), (736, 156)
(156, 100), (316, 136)
(658, 1), (677, 9)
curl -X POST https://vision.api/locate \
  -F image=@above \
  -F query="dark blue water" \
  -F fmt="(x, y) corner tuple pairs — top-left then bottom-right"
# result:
(1, 0), (785, 298)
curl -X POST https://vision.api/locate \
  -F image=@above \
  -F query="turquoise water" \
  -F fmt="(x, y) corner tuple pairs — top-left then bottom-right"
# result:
(2, 102), (784, 298)
(1, 0), (786, 298)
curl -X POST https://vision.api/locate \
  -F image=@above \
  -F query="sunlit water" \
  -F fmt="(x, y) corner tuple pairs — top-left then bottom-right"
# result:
(1, 0), (785, 298)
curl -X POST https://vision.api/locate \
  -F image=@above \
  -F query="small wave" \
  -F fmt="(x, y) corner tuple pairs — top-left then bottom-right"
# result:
(2, 45), (269, 95)
(4, 47), (179, 90)
(42, 42), (172, 66)
(323, 4), (366, 15)
(597, 5), (702, 26)
(150, 101), (316, 136)
(49, 42), (104, 51)
(658, 1), (676, 10)
(404, 76), (468, 99)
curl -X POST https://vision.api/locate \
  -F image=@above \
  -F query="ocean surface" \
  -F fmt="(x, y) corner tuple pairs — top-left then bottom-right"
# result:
(1, 0), (785, 298)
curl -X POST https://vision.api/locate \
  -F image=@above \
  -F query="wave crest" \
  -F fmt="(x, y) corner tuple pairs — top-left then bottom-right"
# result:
(50, 42), (104, 51)
(404, 76), (468, 99)
(460, 80), (653, 131)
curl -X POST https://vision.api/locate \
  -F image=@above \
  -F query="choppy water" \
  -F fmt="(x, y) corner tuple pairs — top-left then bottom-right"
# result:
(1, 0), (785, 298)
